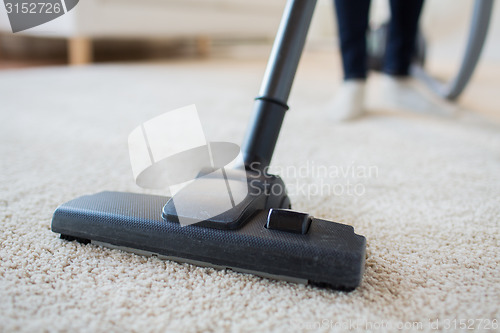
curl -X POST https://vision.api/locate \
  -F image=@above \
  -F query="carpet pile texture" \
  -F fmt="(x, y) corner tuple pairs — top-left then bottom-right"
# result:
(1, 55), (499, 332)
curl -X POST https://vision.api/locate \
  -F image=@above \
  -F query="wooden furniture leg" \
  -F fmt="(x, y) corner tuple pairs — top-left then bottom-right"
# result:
(68, 37), (93, 65)
(196, 36), (211, 57)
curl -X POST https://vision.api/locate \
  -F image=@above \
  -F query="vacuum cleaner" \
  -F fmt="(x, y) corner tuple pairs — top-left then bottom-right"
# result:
(51, 0), (366, 291)
(51, 0), (493, 290)
(367, 0), (494, 100)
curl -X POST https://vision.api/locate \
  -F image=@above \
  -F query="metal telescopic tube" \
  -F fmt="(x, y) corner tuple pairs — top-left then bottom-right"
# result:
(241, 0), (317, 170)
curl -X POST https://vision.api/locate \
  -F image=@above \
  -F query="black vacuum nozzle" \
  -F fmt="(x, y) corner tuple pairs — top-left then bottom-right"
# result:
(52, 190), (365, 290)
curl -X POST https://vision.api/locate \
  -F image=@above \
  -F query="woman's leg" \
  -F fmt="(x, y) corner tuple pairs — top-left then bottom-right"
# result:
(384, 0), (425, 76)
(379, 0), (454, 116)
(334, 0), (372, 80)
(329, 0), (371, 121)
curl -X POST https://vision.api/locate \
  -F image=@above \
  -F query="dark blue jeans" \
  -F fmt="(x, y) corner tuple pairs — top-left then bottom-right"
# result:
(334, 0), (424, 80)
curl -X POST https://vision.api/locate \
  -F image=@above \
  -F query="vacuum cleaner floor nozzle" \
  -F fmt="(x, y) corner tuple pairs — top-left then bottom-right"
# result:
(52, 191), (366, 290)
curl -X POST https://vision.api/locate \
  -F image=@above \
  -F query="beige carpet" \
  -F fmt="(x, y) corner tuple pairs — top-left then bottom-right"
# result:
(1, 53), (499, 332)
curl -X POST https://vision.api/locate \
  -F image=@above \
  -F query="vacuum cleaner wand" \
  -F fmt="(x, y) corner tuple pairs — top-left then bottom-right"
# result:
(51, 0), (366, 290)
(242, 0), (316, 169)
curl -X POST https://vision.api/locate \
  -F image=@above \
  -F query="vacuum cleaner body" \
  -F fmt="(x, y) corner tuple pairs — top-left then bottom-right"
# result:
(367, 22), (426, 72)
